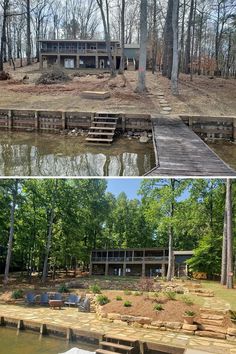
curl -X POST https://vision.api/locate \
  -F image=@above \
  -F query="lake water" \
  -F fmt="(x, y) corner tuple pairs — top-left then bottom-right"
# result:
(207, 141), (236, 170)
(0, 131), (155, 176)
(0, 327), (96, 354)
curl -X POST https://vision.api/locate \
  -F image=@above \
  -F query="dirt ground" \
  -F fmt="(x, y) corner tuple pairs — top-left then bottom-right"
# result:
(0, 62), (235, 116)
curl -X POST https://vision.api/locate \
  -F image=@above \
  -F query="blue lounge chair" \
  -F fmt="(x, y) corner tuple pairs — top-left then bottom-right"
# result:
(53, 293), (62, 300)
(78, 297), (90, 312)
(64, 294), (81, 307)
(25, 293), (36, 305)
(40, 293), (49, 305)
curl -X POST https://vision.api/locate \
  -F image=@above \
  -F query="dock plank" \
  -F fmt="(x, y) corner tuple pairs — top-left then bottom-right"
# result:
(146, 116), (236, 176)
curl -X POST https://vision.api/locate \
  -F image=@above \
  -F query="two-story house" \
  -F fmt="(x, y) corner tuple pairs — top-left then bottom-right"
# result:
(90, 248), (194, 278)
(38, 39), (121, 70)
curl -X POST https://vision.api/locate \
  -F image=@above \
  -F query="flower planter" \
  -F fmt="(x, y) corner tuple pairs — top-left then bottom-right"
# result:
(183, 315), (194, 325)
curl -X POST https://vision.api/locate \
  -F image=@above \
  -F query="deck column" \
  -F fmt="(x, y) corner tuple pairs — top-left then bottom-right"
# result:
(95, 55), (99, 69)
(77, 55), (80, 69)
(123, 250), (126, 276)
(162, 264), (165, 276)
(39, 54), (43, 70)
(142, 262), (145, 277)
(57, 54), (61, 66)
(105, 250), (109, 276)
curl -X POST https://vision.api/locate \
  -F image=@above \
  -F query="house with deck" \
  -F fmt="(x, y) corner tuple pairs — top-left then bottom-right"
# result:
(38, 39), (140, 71)
(90, 248), (193, 277)
(39, 39), (122, 70)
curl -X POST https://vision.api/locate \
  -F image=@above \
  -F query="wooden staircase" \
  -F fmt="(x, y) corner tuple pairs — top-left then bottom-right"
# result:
(96, 335), (139, 354)
(86, 114), (118, 144)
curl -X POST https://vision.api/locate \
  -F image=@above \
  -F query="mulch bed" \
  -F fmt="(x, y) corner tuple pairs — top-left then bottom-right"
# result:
(100, 290), (200, 323)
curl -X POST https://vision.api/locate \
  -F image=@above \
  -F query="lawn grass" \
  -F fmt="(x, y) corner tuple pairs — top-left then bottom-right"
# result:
(201, 280), (236, 309)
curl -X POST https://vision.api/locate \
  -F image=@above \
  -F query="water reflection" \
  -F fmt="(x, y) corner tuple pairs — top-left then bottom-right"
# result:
(0, 131), (155, 176)
(207, 141), (236, 170)
(0, 327), (96, 354)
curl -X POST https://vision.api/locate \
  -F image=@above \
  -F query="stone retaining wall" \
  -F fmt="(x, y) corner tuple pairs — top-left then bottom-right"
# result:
(95, 303), (236, 343)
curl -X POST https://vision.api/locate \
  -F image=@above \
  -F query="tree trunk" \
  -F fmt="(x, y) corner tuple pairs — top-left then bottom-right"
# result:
(151, 0), (158, 74)
(184, 0), (194, 74)
(0, 0), (9, 71)
(42, 208), (55, 283)
(26, 0), (32, 66)
(197, 12), (204, 75)
(190, 0), (197, 81)
(162, 0), (173, 79)
(226, 179), (233, 289)
(221, 189), (227, 286)
(96, 0), (116, 77)
(226, 32), (232, 79)
(180, 0), (186, 72)
(119, 0), (125, 74)
(167, 179), (175, 281)
(135, 0), (148, 92)
(4, 180), (18, 285)
(171, 0), (179, 95)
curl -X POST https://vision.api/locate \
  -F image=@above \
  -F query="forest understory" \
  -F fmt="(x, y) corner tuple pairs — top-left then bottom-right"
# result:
(0, 61), (235, 116)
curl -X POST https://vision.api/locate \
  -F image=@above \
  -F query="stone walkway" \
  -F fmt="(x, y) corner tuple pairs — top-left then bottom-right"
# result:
(0, 304), (236, 353)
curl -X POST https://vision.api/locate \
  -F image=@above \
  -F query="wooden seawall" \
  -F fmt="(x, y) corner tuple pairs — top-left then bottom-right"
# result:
(146, 116), (236, 177)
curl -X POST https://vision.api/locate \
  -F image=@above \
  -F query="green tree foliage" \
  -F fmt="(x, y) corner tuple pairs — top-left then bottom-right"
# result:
(0, 178), (235, 282)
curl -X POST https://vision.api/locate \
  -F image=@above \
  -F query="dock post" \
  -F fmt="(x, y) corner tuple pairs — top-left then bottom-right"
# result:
(66, 328), (73, 341)
(122, 116), (126, 132)
(40, 324), (47, 335)
(233, 120), (236, 142)
(62, 111), (66, 130)
(35, 111), (39, 131)
(17, 320), (24, 330)
(0, 316), (5, 326)
(8, 110), (13, 130)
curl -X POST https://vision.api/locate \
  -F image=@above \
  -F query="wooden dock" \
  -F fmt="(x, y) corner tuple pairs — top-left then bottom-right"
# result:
(146, 116), (236, 176)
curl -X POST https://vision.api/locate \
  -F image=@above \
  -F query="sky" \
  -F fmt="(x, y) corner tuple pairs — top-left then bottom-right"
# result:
(107, 178), (142, 199)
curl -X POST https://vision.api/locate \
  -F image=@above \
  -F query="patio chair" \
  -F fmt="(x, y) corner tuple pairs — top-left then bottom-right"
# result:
(78, 297), (90, 312)
(64, 294), (81, 307)
(25, 293), (36, 305)
(53, 292), (62, 301)
(40, 293), (49, 305)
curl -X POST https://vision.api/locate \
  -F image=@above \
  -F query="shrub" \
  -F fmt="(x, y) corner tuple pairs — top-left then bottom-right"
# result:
(229, 310), (236, 321)
(97, 294), (109, 305)
(36, 67), (71, 85)
(124, 290), (132, 295)
(124, 300), (132, 307)
(153, 303), (164, 311)
(90, 284), (101, 294)
(137, 278), (155, 292)
(181, 295), (194, 306)
(154, 292), (160, 298)
(58, 283), (70, 293)
(184, 310), (195, 317)
(116, 295), (123, 301)
(133, 291), (142, 296)
(12, 289), (24, 299)
(164, 291), (176, 300)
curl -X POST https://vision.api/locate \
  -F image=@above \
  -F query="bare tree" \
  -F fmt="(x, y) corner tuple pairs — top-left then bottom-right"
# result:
(4, 179), (19, 285)
(96, 0), (116, 77)
(226, 178), (233, 289)
(26, 0), (31, 65)
(135, 0), (147, 92)
(119, 0), (125, 73)
(162, 0), (173, 78)
(171, 0), (179, 95)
